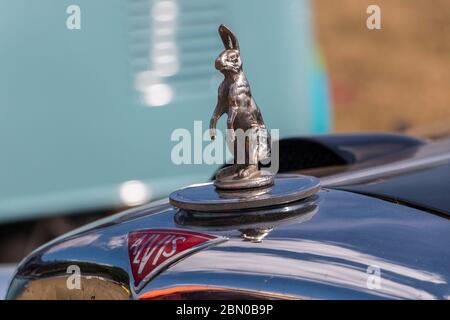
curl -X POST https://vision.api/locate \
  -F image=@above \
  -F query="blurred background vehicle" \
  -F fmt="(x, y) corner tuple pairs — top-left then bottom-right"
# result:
(0, 0), (330, 263)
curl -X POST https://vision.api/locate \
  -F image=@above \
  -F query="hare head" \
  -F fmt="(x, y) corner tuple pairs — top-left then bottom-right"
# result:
(215, 24), (242, 74)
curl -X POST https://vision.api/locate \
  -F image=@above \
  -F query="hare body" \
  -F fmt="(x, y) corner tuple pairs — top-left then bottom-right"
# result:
(210, 25), (271, 183)
(217, 72), (265, 132)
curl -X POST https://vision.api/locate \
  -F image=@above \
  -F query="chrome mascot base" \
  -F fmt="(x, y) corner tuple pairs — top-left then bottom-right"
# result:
(170, 174), (320, 212)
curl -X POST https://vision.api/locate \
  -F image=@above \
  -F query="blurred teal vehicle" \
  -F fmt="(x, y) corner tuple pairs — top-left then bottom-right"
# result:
(0, 0), (330, 261)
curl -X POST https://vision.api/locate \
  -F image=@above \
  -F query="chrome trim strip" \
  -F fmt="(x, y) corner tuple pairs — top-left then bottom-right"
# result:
(321, 152), (450, 187)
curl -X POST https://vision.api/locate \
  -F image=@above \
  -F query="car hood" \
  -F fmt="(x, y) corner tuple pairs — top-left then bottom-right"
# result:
(6, 186), (450, 300)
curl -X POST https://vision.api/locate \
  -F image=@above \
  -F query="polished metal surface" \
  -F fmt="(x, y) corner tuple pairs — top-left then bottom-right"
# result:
(210, 25), (273, 189)
(321, 136), (450, 187)
(7, 139), (450, 300)
(7, 185), (450, 300)
(145, 190), (450, 300)
(0, 264), (15, 300)
(322, 152), (450, 187)
(175, 196), (318, 242)
(169, 175), (321, 212)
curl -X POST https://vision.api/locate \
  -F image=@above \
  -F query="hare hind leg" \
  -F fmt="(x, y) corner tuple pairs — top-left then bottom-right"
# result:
(237, 135), (259, 178)
(237, 164), (258, 178)
(216, 164), (240, 179)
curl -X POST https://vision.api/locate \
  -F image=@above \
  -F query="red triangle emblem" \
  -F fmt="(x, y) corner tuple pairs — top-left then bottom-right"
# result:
(128, 229), (224, 290)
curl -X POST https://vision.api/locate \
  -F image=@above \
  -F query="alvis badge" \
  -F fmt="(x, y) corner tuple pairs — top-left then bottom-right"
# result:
(169, 25), (320, 213)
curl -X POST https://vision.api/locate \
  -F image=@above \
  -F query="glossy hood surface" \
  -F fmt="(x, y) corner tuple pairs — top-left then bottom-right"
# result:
(7, 186), (450, 300)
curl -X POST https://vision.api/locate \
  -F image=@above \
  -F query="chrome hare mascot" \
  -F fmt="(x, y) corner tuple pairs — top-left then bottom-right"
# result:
(210, 25), (273, 189)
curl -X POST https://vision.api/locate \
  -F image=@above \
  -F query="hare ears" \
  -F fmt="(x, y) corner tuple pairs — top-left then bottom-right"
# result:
(218, 24), (240, 51)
